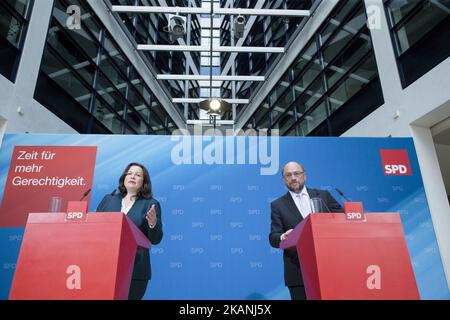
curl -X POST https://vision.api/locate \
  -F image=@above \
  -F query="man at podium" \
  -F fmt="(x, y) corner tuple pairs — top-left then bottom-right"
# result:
(97, 162), (163, 300)
(269, 161), (342, 300)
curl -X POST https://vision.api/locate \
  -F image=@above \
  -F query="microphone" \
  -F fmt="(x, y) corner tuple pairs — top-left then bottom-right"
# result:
(96, 189), (116, 212)
(335, 187), (352, 202)
(80, 188), (91, 201)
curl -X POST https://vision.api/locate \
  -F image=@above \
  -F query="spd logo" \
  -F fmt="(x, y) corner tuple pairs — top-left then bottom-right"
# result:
(344, 202), (365, 221)
(380, 149), (411, 176)
(65, 211), (86, 221)
(65, 201), (88, 222)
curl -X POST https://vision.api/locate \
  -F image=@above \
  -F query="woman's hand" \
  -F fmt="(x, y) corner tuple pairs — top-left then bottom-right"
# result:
(145, 204), (157, 228)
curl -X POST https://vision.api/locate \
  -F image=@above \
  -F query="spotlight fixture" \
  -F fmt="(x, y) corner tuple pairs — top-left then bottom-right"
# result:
(199, 98), (231, 129)
(199, 98), (231, 115)
(166, 14), (186, 42)
(234, 15), (246, 38)
(209, 99), (221, 112)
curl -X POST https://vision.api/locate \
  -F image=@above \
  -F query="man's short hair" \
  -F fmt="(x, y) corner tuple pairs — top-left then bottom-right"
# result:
(282, 162), (305, 177)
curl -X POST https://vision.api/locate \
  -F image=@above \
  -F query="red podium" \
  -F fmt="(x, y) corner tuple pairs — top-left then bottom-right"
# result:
(280, 213), (420, 300)
(9, 212), (150, 300)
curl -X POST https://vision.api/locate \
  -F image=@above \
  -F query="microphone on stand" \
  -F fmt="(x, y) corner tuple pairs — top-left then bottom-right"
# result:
(96, 189), (117, 212)
(335, 187), (352, 202)
(80, 188), (91, 201)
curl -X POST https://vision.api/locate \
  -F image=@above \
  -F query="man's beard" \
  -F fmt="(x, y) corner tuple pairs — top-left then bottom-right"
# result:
(287, 182), (304, 193)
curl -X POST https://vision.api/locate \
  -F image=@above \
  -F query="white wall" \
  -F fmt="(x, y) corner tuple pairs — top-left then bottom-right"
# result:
(435, 144), (450, 194)
(0, 75), (76, 134)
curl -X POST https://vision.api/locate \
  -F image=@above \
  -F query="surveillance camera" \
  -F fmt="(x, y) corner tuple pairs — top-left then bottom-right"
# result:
(168, 14), (186, 41)
(234, 15), (246, 38)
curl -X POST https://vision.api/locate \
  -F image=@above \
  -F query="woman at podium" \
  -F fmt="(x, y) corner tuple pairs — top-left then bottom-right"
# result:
(96, 162), (163, 300)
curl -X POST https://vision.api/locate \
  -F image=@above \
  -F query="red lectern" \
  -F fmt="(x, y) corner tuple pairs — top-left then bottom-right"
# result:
(280, 213), (420, 300)
(9, 212), (150, 300)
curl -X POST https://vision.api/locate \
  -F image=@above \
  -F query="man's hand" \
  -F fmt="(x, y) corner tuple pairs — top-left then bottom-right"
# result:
(281, 229), (293, 241)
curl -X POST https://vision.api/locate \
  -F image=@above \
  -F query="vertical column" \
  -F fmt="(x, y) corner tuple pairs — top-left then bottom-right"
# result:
(14, 0), (54, 99)
(410, 125), (450, 291)
(364, 0), (403, 105)
(0, 115), (6, 147)
(184, 0), (193, 121)
(230, 1), (236, 122)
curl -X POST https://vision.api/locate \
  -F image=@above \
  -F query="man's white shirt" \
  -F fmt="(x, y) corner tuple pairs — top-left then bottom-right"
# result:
(281, 188), (313, 241)
(289, 187), (312, 219)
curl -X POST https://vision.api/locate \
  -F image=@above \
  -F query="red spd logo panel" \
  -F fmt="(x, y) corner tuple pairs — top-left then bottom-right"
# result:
(344, 202), (365, 221)
(380, 149), (411, 176)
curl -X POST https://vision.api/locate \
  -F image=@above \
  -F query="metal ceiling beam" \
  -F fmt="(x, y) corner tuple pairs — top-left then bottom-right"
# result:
(215, 8), (310, 17)
(137, 44), (284, 53)
(157, 75), (265, 81)
(138, 45), (210, 52)
(187, 119), (234, 125)
(111, 6), (310, 17)
(216, 46), (284, 53)
(111, 5), (210, 14)
(173, 98), (249, 104)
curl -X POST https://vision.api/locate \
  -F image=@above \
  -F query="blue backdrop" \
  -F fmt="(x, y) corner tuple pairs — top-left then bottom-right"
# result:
(0, 133), (448, 299)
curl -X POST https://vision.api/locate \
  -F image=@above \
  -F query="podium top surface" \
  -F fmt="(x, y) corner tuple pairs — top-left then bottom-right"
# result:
(309, 212), (401, 224)
(280, 213), (403, 249)
(25, 212), (150, 249)
(27, 212), (124, 224)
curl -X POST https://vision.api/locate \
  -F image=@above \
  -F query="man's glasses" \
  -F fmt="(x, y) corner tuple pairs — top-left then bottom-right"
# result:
(283, 171), (304, 178)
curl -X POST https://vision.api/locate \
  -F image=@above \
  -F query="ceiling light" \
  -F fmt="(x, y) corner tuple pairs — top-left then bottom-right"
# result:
(199, 98), (231, 115)
(210, 99), (221, 111)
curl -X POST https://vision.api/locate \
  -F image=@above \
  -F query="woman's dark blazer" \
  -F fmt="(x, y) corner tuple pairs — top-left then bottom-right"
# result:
(96, 193), (163, 280)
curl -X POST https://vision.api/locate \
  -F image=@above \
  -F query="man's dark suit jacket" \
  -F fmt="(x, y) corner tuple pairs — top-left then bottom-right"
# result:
(269, 188), (343, 287)
(96, 193), (163, 280)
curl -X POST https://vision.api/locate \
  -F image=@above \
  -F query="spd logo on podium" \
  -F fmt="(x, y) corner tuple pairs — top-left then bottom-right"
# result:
(380, 149), (412, 176)
(344, 202), (365, 221)
(65, 212), (86, 221)
(65, 201), (88, 222)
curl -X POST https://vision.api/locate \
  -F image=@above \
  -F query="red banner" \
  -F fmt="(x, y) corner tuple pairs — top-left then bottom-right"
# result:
(0, 146), (97, 227)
